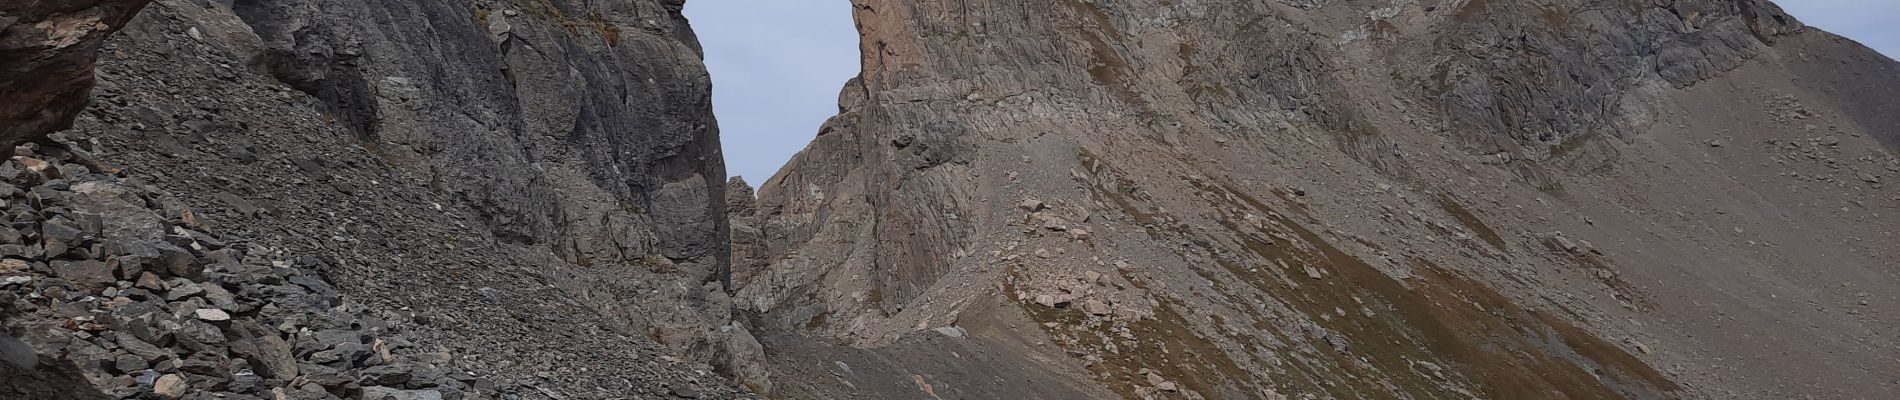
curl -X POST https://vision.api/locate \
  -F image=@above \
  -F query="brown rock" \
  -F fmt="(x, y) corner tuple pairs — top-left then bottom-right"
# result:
(0, 0), (155, 145)
(135, 272), (164, 290)
(0, 258), (25, 274)
(153, 374), (186, 399)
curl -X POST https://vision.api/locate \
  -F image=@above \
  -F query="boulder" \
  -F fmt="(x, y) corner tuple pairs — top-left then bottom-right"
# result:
(0, 0), (155, 145)
(359, 386), (442, 400)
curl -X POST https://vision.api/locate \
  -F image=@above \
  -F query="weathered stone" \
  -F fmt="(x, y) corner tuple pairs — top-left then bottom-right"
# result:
(360, 386), (442, 400)
(1018, 199), (1047, 212)
(174, 319), (225, 352)
(727, 177), (768, 288)
(1145, 372), (1177, 392)
(135, 272), (164, 290)
(111, 354), (149, 374)
(358, 363), (414, 386)
(932, 326), (967, 338)
(194, 308), (230, 322)
(0, 258), (25, 274)
(0, 0), (156, 145)
(1034, 294), (1058, 308)
(41, 220), (83, 244)
(227, 370), (265, 394)
(1552, 233), (1582, 253)
(146, 243), (198, 279)
(166, 280), (205, 301)
(50, 259), (114, 290)
(117, 334), (173, 362)
(41, 237), (67, 259)
(226, 321), (298, 379)
(200, 283), (240, 310)
(0, 335), (36, 369)
(177, 356), (226, 377)
(154, 374), (188, 399)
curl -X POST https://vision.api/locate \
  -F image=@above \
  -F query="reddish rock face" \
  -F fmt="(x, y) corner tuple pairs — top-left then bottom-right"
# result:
(0, 0), (152, 145)
(737, 0), (1900, 398)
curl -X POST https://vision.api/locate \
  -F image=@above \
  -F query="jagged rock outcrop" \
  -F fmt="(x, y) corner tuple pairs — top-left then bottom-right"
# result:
(203, 0), (756, 388)
(0, 0), (153, 146)
(4, 0), (764, 398)
(741, 0), (1900, 399)
(725, 177), (765, 289)
(10, 0), (1900, 398)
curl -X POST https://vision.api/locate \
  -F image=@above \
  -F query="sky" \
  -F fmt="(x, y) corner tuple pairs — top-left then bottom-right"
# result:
(1778, 1), (1900, 58)
(683, 0), (860, 184)
(684, 0), (1898, 183)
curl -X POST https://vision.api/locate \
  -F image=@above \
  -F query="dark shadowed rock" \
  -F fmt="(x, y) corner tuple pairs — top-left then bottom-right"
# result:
(217, 0), (755, 382)
(18, 0), (764, 397)
(0, 0), (153, 145)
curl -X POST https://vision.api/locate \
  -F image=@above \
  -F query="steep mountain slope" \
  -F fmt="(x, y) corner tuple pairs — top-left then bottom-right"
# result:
(739, 0), (1900, 399)
(4, 0), (761, 398)
(208, 0), (767, 386)
(8, 0), (1900, 399)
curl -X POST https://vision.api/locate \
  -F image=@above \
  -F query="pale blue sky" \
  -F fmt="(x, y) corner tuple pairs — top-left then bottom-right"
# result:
(1780, 1), (1900, 58)
(685, 1), (860, 184)
(685, 1), (1898, 183)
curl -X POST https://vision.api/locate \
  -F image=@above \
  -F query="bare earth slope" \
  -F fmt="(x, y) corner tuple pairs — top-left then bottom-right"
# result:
(739, 0), (1900, 399)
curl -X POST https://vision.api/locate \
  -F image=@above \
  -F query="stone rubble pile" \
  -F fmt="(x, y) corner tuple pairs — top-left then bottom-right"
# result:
(0, 144), (491, 400)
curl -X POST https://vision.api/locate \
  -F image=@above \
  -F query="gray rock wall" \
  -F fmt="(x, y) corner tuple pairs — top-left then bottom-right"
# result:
(211, 0), (751, 382)
(9, 0), (767, 395)
(228, 0), (726, 273)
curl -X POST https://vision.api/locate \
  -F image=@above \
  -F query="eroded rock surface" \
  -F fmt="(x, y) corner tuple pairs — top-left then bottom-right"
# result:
(7, 0), (762, 398)
(8, 0), (1900, 398)
(0, 0), (153, 145)
(176, 0), (757, 390)
(741, 0), (1900, 399)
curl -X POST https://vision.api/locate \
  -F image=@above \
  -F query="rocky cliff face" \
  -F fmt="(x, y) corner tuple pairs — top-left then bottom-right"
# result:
(9, 0), (1900, 399)
(0, 0), (152, 146)
(213, 0), (763, 388)
(725, 178), (765, 290)
(741, 0), (1900, 399)
(5, 0), (763, 398)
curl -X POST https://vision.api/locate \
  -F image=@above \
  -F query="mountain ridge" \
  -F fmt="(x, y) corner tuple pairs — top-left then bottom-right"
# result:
(1, 0), (1897, 399)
